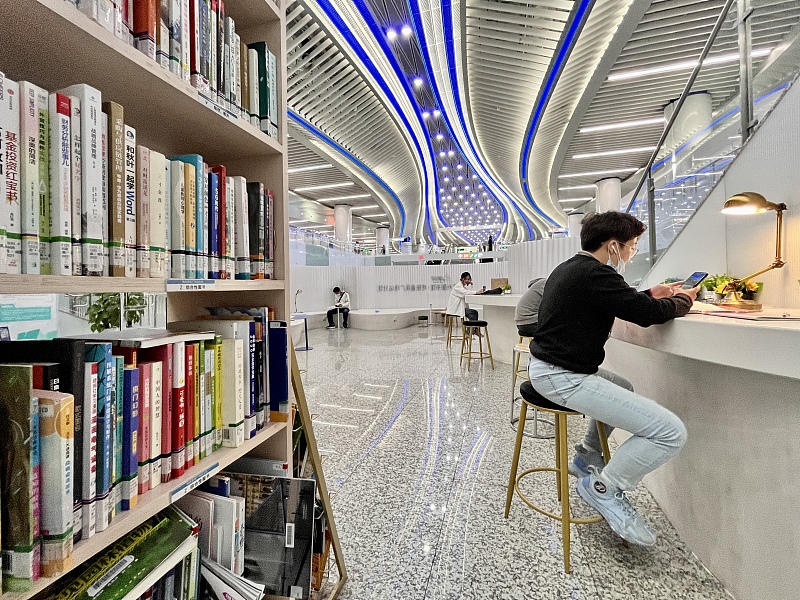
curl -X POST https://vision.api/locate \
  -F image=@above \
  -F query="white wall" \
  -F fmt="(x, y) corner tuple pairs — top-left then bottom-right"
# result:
(506, 237), (581, 293)
(643, 79), (800, 308)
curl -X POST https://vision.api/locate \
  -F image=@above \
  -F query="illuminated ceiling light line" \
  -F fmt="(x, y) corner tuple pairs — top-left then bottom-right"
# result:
(315, 194), (373, 202)
(293, 182), (355, 192)
(289, 111), (406, 233)
(558, 184), (596, 191)
(558, 167), (639, 179)
(351, 204), (381, 210)
(572, 146), (657, 159)
(579, 117), (664, 134)
(519, 0), (596, 230)
(608, 47), (773, 82)
(287, 163), (334, 173)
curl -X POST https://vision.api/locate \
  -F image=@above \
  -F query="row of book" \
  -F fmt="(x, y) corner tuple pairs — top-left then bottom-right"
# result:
(66, 0), (280, 138)
(0, 77), (276, 278)
(0, 314), (290, 592)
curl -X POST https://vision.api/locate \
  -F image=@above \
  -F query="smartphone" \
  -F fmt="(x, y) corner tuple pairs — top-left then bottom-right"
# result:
(681, 272), (708, 289)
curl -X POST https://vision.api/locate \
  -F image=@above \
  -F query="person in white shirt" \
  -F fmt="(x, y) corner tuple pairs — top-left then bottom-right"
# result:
(327, 287), (351, 329)
(446, 272), (485, 321)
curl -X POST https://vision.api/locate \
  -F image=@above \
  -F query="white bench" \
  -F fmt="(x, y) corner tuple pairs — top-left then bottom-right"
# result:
(291, 308), (436, 333)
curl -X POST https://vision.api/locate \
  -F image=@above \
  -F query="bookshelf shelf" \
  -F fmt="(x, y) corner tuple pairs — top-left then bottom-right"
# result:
(2, 421), (289, 600)
(166, 279), (286, 292)
(0, 274), (167, 294)
(0, 0), (283, 164)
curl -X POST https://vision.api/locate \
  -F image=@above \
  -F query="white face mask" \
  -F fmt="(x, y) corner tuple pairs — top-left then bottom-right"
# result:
(607, 241), (627, 275)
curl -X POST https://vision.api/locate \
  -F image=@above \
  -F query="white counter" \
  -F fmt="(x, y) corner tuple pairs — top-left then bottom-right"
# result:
(466, 294), (522, 364)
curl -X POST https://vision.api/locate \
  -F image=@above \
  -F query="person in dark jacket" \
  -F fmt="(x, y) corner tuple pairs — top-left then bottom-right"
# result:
(528, 211), (698, 548)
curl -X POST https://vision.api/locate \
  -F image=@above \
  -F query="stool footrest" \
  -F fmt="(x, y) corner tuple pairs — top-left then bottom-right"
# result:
(515, 468), (603, 525)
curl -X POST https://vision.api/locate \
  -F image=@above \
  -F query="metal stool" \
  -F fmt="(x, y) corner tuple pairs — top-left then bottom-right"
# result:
(505, 381), (611, 573)
(511, 337), (554, 439)
(445, 314), (463, 348)
(459, 320), (494, 370)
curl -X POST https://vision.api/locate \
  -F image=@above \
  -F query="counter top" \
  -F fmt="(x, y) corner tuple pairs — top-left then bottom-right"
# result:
(467, 294), (521, 307)
(611, 310), (800, 380)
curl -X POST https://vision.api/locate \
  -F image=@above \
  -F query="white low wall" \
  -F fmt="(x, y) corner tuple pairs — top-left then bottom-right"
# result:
(506, 237), (581, 293)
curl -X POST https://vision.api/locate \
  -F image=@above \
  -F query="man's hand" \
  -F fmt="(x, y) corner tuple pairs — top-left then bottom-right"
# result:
(649, 281), (684, 299)
(675, 286), (699, 302)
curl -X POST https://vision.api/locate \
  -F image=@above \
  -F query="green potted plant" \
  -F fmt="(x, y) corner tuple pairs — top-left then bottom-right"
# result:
(501, 283), (512, 294)
(702, 274), (732, 302)
(86, 292), (147, 333)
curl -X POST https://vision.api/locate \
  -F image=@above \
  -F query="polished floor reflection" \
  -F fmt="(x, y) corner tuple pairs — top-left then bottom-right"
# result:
(298, 326), (730, 599)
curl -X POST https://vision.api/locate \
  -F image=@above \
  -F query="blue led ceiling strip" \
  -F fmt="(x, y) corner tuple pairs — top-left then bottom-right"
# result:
(313, 0), (436, 240)
(519, 0), (596, 227)
(425, 0), (536, 237)
(289, 110), (406, 233)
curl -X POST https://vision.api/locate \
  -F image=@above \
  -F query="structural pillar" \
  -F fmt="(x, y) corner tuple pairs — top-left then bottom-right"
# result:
(595, 178), (622, 213)
(334, 204), (352, 242)
(663, 92), (712, 149)
(376, 226), (389, 254)
(567, 212), (584, 238)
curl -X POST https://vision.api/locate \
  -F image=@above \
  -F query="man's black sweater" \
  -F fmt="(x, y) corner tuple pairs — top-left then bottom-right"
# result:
(530, 253), (692, 374)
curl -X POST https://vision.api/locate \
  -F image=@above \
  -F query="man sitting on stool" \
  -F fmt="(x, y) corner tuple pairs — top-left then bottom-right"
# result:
(514, 277), (547, 338)
(327, 286), (350, 329)
(446, 272), (485, 322)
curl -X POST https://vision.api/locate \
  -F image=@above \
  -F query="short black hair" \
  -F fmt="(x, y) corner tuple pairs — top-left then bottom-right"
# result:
(580, 211), (646, 251)
(333, 287), (341, 293)
(460, 272), (471, 281)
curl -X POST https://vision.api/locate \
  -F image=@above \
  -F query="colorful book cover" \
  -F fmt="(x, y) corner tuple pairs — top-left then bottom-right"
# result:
(123, 124), (137, 277)
(137, 362), (152, 495)
(49, 93), (72, 275)
(32, 396), (41, 583)
(149, 150), (167, 278)
(37, 389), (74, 578)
(267, 322), (289, 421)
(102, 101), (125, 277)
(220, 338), (244, 448)
(0, 365), (36, 592)
(207, 170), (219, 278)
(209, 165), (226, 278)
(173, 155), (203, 278)
(139, 344), (172, 484)
(193, 342), (201, 464)
(136, 146), (151, 277)
(1, 76), (21, 274)
(81, 362), (98, 539)
(203, 348), (213, 457)
(101, 110), (109, 276)
(36, 87), (51, 274)
(113, 355), (124, 515)
(184, 343), (194, 470)
(66, 94), (82, 275)
(170, 160), (186, 278)
(246, 181), (264, 279)
(133, 0), (158, 60)
(225, 177), (233, 279)
(232, 176), (250, 280)
(196, 341), (204, 460)
(85, 343), (113, 534)
(121, 366), (139, 511)
(18, 82), (41, 274)
(171, 341), (186, 479)
(149, 360), (163, 489)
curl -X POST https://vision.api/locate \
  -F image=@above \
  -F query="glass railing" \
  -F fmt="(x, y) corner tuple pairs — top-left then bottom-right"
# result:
(624, 0), (800, 285)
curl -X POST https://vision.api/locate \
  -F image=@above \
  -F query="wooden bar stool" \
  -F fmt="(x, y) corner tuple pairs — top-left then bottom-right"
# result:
(459, 320), (494, 370)
(445, 314), (464, 348)
(511, 337), (554, 439)
(505, 381), (611, 573)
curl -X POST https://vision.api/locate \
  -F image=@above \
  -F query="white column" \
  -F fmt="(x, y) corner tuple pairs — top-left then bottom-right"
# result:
(595, 177), (622, 213)
(334, 204), (352, 242)
(568, 212), (584, 237)
(376, 226), (389, 253)
(664, 92), (712, 149)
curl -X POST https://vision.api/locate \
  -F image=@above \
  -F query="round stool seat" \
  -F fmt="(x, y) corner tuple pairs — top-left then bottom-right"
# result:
(519, 381), (578, 414)
(463, 319), (488, 327)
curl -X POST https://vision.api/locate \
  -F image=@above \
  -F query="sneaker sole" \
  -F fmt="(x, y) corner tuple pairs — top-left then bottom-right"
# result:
(576, 480), (657, 547)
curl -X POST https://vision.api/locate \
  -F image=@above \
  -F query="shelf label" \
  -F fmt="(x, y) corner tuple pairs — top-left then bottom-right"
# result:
(197, 92), (243, 124)
(167, 279), (215, 292)
(169, 462), (220, 501)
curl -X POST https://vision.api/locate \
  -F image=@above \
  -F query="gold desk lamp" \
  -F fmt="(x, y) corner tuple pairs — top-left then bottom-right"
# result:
(719, 192), (787, 311)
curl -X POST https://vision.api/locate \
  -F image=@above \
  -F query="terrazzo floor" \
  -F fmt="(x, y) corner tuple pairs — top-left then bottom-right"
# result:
(297, 325), (731, 600)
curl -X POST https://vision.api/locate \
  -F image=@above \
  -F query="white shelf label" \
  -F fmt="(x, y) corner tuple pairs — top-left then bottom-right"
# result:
(167, 279), (215, 292)
(169, 462), (220, 501)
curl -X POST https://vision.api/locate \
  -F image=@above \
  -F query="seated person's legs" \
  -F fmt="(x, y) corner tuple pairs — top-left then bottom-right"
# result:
(517, 323), (538, 338)
(326, 308), (336, 327)
(465, 308), (479, 321)
(342, 308), (349, 327)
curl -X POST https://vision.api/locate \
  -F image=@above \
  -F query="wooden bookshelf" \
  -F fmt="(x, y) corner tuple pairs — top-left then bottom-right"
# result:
(2, 422), (289, 600)
(0, 275), (286, 294)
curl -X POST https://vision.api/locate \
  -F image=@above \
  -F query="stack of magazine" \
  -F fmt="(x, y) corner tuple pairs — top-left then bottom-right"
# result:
(199, 558), (264, 600)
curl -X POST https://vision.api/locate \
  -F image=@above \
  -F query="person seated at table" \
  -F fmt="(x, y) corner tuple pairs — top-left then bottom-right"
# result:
(528, 211), (698, 547)
(514, 277), (547, 337)
(327, 286), (351, 329)
(446, 272), (485, 322)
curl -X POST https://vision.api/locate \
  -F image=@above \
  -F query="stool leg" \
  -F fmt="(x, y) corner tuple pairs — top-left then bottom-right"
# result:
(446, 317), (452, 347)
(597, 422), (612, 464)
(478, 329), (484, 364)
(554, 416), (562, 503)
(511, 350), (518, 423)
(558, 413), (572, 573)
(467, 328), (474, 371)
(460, 325), (467, 365)
(505, 402), (528, 518)
(484, 327), (494, 369)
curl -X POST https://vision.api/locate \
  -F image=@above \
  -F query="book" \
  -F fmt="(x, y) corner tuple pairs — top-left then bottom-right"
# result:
(209, 0), (218, 101)
(184, 343), (195, 470)
(19, 81), (41, 274)
(136, 146), (152, 277)
(189, 0), (202, 91)
(158, 0), (171, 68)
(1, 76), (21, 274)
(207, 170), (219, 278)
(137, 362), (152, 495)
(101, 103), (109, 275)
(0, 73), (7, 273)
(59, 84), (103, 276)
(207, 335), (222, 450)
(267, 48), (277, 138)
(247, 48), (258, 127)
(139, 344), (173, 484)
(164, 159), (172, 277)
(133, 0), (158, 60)
(232, 176), (250, 280)
(184, 162), (197, 279)
(267, 322), (289, 421)
(149, 150), (167, 278)
(216, 1), (225, 108)
(181, 0), (191, 81)
(265, 189), (274, 277)
(123, 125), (137, 277)
(112, 355), (124, 514)
(220, 338), (244, 448)
(81, 361), (99, 539)
(172, 341), (187, 479)
(246, 182), (264, 279)
(102, 102), (125, 276)
(37, 87), (51, 274)
(195, 341), (203, 460)
(49, 93), (73, 275)
(149, 360), (163, 488)
(200, 162), (209, 279)
(239, 40), (248, 120)
(173, 155), (204, 278)
(0, 365), (36, 592)
(66, 94), (82, 275)
(209, 165), (226, 278)
(225, 177), (234, 279)
(85, 343), (114, 533)
(169, 0), (182, 78)
(170, 160), (186, 278)
(246, 42), (268, 134)
(174, 493), (216, 560)
(37, 389), (75, 578)
(122, 366), (139, 511)
(190, 491), (236, 571)
(199, 0), (211, 96)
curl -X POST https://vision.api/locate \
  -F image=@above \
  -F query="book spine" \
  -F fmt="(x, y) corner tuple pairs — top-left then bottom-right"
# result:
(157, 0), (170, 68)
(207, 171), (219, 278)
(225, 177), (233, 279)
(184, 344), (195, 469)
(268, 322), (290, 420)
(170, 160), (186, 278)
(101, 111), (109, 275)
(113, 355), (124, 514)
(133, 0), (158, 60)
(189, 0), (201, 89)
(203, 348), (213, 455)
(149, 361), (163, 488)
(82, 362), (98, 539)
(221, 338), (244, 447)
(19, 82), (41, 274)
(266, 189), (274, 277)
(137, 362), (152, 495)
(255, 319), (265, 429)
(136, 145), (151, 277)
(123, 125), (136, 277)
(209, 336), (222, 450)
(38, 391), (75, 578)
(268, 48), (278, 138)
(161, 344), (173, 482)
(234, 33), (241, 118)
(247, 48), (258, 127)
(171, 341), (186, 478)
(209, 0), (217, 100)
(239, 40), (248, 121)
(232, 176), (250, 279)
(32, 398), (41, 583)
(169, 0), (182, 77)
(210, 165), (226, 278)
(1, 77), (20, 274)
(0, 73), (10, 275)
(248, 43), (268, 132)
(199, 0), (210, 95)
(108, 359), (116, 523)
(181, 0), (191, 81)
(67, 96), (82, 275)
(192, 343), (200, 464)
(230, 29), (239, 113)
(121, 367), (139, 511)
(247, 181), (264, 279)
(36, 88), (50, 274)
(87, 344), (113, 534)
(149, 150), (167, 277)
(197, 341), (206, 459)
(217, 1), (225, 107)
(183, 162), (196, 278)
(201, 162), (208, 279)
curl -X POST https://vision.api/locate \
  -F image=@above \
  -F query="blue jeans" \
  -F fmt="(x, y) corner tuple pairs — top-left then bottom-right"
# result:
(528, 356), (687, 491)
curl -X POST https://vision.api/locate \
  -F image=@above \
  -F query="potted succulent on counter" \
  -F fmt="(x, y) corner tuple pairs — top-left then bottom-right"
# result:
(501, 283), (512, 294)
(702, 274), (732, 302)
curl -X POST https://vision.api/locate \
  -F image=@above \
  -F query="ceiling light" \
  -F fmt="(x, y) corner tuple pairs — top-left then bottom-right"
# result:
(316, 193), (372, 202)
(447, 149), (454, 156)
(572, 146), (657, 159)
(293, 182), (355, 192)
(288, 220), (308, 224)
(558, 184), (597, 191)
(457, 164), (463, 170)
(423, 111), (430, 119)
(401, 24), (412, 37)
(413, 77), (423, 87)
(287, 164), (333, 173)
(303, 224), (334, 229)
(439, 151), (446, 157)
(443, 177), (450, 182)
(387, 28), (398, 40)
(433, 109), (441, 117)
(442, 166), (448, 171)
(436, 133), (444, 141)
(579, 118), (664, 134)
(559, 197), (594, 202)
(608, 47), (772, 82)
(558, 167), (639, 179)
(360, 213), (386, 218)
(352, 204), (380, 211)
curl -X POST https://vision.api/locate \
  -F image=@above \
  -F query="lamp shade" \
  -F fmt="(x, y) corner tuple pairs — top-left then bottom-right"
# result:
(722, 192), (780, 215)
